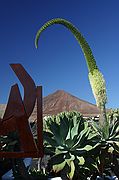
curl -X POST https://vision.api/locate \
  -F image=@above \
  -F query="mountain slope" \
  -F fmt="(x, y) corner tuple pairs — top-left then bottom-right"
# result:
(43, 90), (99, 117)
(0, 90), (100, 121)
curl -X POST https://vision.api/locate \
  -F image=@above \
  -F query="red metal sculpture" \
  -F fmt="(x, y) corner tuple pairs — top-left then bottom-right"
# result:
(0, 64), (44, 158)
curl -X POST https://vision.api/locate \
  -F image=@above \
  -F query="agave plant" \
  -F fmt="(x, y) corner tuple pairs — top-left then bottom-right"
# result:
(0, 132), (31, 179)
(35, 18), (119, 179)
(43, 111), (97, 179)
(90, 114), (119, 177)
(107, 109), (119, 122)
(35, 18), (107, 128)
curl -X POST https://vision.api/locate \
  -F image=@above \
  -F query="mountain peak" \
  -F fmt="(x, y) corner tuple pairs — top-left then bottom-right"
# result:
(54, 89), (66, 94)
(43, 89), (99, 117)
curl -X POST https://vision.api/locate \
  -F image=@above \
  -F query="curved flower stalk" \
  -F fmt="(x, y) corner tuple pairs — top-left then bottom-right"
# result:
(35, 18), (107, 126)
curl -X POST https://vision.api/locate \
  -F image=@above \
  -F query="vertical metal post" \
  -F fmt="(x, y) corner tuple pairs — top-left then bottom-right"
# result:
(36, 86), (44, 157)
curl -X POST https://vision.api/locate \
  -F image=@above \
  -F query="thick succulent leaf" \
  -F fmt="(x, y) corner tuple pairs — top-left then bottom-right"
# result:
(77, 156), (85, 165)
(53, 161), (66, 173)
(112, 142), (119, 153)
(56, 146), (68, 154)
(109, 129), (119, 140)
(68, 161), (75, 180)
(114, 141), (119, 147)
(91, 121), (102, 136)
(88, 136), (101, 148)
(43, 131), (53, 138)
(50, 153), (66, 165)
(77, 118), (85, 133)
(108, 146), (114, 153)
(79, 145), (93, 151)
(86, 143), (100, 156)
(65, 139), (75, 148)
(71, 149), (86, 156)
(71, 123), (79, 139)
(43, 132), (58, 147)
(50, 121), (60, 134)
(66, 126), (71, 140)
(72, 115), (79, 126)
(87, 131), (98, 141)
(71, 129), (89, 150)
(78, 128), (90, 147)
(110, 121), (119, 136)
(71, 145), (93, 156)
(79, 127), (88, 141)
(44, 146), (55, 155)
(72, 134), (82, 146)
(60, 116), (69, 140)
(88, 163), (99, 171)
(66, 154), (75, 164)
(83, 121), (88, 130)
(50, 122), (63, 145)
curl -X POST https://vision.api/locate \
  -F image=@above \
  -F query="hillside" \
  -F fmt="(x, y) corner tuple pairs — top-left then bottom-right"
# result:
(30, 90), (100, 121)
(0, 90), (100, 121)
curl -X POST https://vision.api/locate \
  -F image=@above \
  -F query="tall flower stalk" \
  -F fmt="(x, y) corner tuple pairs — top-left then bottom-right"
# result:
(35, 18), (107, 127)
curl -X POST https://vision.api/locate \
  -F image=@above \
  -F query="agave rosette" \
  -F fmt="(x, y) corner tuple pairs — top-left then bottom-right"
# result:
(91, 116), (119, 154)
(43, 111), (96, 179)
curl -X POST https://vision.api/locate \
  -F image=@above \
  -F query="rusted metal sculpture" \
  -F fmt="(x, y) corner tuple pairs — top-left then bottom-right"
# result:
(0, 64), (44, 158)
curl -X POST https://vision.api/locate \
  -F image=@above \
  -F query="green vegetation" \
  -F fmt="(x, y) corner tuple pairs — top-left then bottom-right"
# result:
(0, 132), (31, 179)
(42, 111), (119, 179)
(35, 18), (107, 127)
(34, 18), (119, 179)
(43, 111), (95, 179)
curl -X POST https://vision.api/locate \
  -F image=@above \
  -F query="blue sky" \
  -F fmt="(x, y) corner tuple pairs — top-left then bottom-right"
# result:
(0, 0), (119, 108)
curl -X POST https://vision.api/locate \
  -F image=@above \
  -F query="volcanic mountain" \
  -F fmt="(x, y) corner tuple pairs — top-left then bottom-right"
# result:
(0, 90), (100, 121)
(29, 90), (100, 121)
